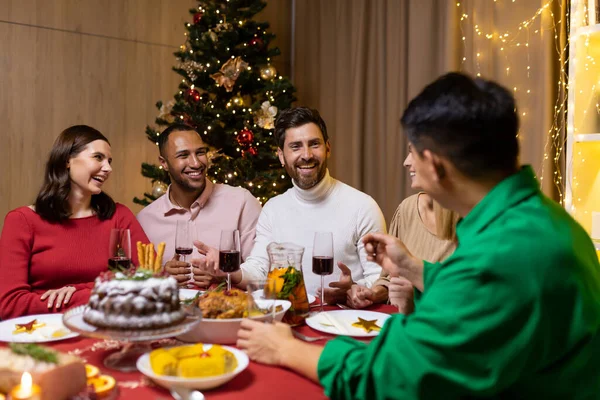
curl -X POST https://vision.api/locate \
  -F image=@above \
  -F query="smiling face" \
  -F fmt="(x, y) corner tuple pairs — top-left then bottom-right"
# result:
(277, 123), (330, 190)
(67, 139), (112, 196)
(160, 130), (208, 194)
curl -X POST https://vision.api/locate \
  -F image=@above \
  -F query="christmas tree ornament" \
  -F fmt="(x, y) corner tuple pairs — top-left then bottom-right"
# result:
(249, 37), (264, 47)
(210, 56), (249, 92)
(214, 22), (233, 32)
(176, 60), (204, 82)
(237, 128), (254, 146)
(152, 181), (168, 198)
(157, 100), (176, 124)
(254, 101), (278, 129)
(186, 88), (201, 102)
(193, 12), (203, 24)
(259, 65), (277, 80)
(232, 95), (244, 106)
(247, 147), (258, 156)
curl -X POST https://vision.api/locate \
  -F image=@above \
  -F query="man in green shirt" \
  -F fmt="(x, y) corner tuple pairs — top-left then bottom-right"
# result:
(236, 73), (600, 399)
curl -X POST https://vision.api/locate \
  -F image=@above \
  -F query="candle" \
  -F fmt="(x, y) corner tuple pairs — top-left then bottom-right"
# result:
(9, 372), (41, 400)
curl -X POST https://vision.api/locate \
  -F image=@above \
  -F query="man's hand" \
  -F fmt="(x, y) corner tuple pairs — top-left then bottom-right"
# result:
(164, 255), (191, 285)
(362, 232), (424, 291)
(346, 284), (389, 309)
(193, 240), (220, 274)
(316, 262), (353, 305)
(40, 286), (76, 310)
(389, 277), (415, 315)
(237, 319), (295, 366)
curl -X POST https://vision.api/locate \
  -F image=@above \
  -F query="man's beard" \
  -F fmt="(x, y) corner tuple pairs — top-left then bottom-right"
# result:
(284, 159), (327, 190)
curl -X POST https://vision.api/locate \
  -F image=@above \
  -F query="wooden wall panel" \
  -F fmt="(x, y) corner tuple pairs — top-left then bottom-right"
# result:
(0, 0), (194, 230)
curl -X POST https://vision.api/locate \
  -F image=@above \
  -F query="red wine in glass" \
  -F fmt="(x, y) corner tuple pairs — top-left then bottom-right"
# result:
(175, 247), (193, 256)
(108, 257), (131, 271)
(312, 256), (334, 275)
(219, 250), (240, 273)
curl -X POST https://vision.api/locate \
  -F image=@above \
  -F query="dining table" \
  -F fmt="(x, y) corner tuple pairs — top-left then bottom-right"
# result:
(4, 303), (396, 400)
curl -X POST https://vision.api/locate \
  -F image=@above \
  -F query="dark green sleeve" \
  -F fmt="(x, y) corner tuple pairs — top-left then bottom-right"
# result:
(318, 257), (541, 399)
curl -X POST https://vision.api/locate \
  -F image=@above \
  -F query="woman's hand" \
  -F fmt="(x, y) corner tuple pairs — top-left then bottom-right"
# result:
(388, 277), (415, 315)
(40, 286), (76, 310)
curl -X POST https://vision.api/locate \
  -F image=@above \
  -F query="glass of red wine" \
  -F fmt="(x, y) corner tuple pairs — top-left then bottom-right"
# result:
(313, 231), (334, 313)
(219, 229), (241, 291)
(108, 229), (131, 271)
(175, 220), (194, 286)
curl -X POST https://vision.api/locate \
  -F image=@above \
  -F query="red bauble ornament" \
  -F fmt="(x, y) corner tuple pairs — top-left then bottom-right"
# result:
(186, 88), (201, 102)
(237, 128), (254, 146)
(249, 37), (264, 47)
(193, 12), (203, 24)
(247, 147), (258, 156)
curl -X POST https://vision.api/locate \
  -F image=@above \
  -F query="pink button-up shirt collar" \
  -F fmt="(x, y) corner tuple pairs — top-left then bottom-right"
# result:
(162, 179), (214, 220)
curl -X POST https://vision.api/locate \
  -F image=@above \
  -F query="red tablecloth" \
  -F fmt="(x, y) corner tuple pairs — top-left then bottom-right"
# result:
(9, 304), (396, 399)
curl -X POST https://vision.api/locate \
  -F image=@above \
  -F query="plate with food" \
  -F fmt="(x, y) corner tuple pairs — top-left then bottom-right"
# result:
(251, 288), (317, 305)
(137, 343), (249, 391)
(0, 313), (78, 343)
(305, 310), (391, 338)
(177, 288), (291, 344)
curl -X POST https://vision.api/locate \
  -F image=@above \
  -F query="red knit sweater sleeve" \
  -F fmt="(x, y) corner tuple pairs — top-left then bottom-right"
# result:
(0, 210), (56, 318)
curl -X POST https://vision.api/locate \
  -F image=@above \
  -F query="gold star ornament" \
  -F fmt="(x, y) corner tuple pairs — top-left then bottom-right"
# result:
(351, 317), (381, 333)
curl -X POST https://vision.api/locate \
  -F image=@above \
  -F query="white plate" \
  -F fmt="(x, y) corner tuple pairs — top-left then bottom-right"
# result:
(305, 310), (391, 338)
(136, 344), (249, 391)
(180, 289), (202, 301)
(0, 313), (78, 343)
(251, 289), (316, 305)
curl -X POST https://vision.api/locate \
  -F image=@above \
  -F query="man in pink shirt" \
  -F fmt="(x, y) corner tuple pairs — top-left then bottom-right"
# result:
(137, 124), (262, 288)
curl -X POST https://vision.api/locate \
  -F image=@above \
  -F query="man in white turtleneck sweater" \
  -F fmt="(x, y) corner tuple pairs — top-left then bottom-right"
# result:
(231, 107), (386, 302)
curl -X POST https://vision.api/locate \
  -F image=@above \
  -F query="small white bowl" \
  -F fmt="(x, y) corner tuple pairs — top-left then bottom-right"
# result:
(136, 345), (249, 391)
(177, 299), (291, 344)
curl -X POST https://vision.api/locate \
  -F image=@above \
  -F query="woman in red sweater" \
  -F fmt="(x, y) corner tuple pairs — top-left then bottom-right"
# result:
(0, 125), (149, 319)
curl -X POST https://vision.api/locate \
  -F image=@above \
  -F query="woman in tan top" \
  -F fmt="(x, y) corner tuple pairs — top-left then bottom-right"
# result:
(347, 144), (458, 312)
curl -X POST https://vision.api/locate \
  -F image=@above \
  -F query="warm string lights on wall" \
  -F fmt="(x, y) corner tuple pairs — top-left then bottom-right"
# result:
(457, 0), (568, 204)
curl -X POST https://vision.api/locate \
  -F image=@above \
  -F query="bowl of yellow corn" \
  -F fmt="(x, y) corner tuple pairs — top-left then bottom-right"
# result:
(136, 343), (249, 390)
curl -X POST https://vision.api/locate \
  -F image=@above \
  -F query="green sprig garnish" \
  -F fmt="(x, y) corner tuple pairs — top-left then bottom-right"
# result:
(278, 266), (302, 301)
(10, 343), (59, 364)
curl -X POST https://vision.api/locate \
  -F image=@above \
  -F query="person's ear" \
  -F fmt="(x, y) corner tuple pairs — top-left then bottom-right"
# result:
(159, 155), (169, 173)
(325, 141), (331, 159)
(277, 148), (285, 167)
(422, 150), (446, 182)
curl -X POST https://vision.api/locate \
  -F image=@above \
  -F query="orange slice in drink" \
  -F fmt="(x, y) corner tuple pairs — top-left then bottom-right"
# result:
(88, 374), (116, 397)
(85, 364), (100, 379)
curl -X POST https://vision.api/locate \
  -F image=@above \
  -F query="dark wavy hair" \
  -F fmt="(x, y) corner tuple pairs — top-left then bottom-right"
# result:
(35, 125), (116, 222)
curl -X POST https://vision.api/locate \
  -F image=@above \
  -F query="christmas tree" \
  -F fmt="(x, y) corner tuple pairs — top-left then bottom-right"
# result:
(134, 0), (296, 206)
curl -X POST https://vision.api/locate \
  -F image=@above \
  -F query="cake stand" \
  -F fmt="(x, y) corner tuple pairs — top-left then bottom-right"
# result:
(63, 305), (202, 372)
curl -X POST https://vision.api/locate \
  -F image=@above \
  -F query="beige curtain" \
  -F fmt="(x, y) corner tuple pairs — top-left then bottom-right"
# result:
(293, 0), (565, 221)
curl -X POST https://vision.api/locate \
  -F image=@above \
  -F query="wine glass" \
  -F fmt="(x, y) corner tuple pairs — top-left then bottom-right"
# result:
(175, 220), (194, 286)
(313, 231), (334, 313)
(108, 229), (131, 271)
(219, 230), (241, 291)
(246, 279), (277, 323)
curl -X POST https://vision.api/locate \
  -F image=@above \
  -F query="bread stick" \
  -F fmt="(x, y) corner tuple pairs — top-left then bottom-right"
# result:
(146, 243), (152, 270)
(155, 242), (166, 272)
(137, 241), (145, 268)
(148, 243), (156, 272)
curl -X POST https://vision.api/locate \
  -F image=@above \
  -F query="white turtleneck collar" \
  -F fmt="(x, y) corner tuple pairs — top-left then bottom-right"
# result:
(292, 169), (335, 203)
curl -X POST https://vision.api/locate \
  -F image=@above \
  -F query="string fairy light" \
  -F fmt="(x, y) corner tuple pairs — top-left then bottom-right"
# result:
(458, 0), (568, 206)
